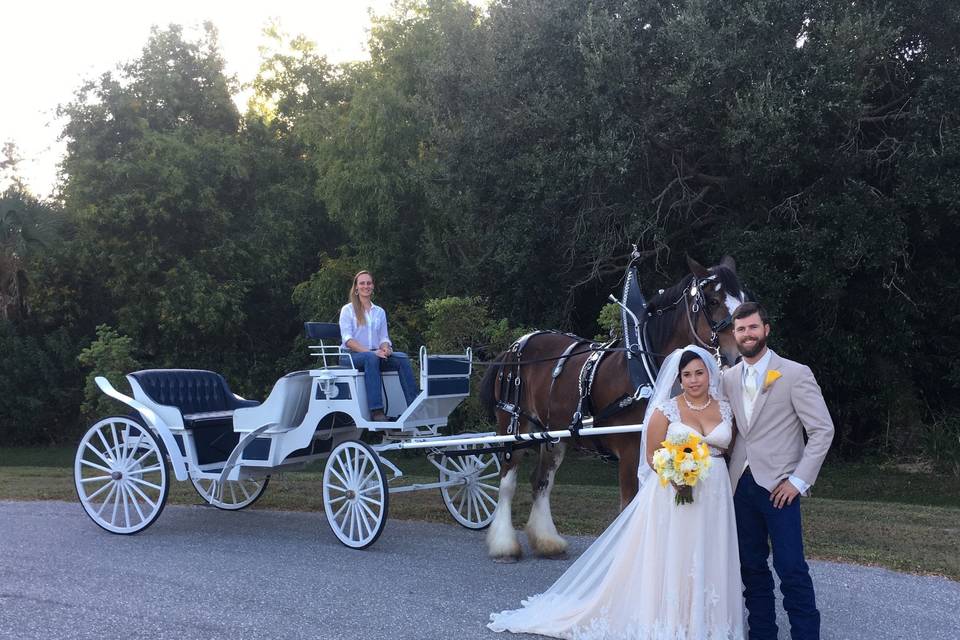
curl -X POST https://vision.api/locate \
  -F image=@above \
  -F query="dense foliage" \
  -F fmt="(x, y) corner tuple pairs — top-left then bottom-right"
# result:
(1, 2), (957, 470)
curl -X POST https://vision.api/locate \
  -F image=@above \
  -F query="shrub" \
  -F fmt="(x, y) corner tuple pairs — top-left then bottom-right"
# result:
(76, 325), (142, 424)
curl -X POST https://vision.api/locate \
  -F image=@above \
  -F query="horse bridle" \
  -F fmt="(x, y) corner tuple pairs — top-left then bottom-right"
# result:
(656, 274), (735, 367)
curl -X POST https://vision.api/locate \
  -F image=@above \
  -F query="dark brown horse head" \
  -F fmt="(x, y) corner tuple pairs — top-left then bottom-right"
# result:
(685, 255), (746, 367)
(647, 255), (747, 368)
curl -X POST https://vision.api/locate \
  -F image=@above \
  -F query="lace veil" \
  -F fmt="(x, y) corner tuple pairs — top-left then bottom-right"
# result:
(637, 345), (722, 486)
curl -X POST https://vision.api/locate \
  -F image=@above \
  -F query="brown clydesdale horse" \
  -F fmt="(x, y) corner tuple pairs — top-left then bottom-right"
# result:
(478, 256), (747, 561)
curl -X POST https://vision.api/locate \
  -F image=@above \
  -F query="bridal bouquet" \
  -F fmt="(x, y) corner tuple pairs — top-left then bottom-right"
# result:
(652, 432), (713, 505)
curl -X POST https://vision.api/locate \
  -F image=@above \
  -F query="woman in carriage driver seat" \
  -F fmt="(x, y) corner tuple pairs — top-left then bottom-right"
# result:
(339, 270), (419, 421)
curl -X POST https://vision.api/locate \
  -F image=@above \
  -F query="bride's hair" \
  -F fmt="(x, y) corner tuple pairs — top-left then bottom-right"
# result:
(677, 349), (706, 377)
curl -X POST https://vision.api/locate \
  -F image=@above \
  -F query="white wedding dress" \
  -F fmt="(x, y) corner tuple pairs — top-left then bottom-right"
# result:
(488, 397), (744, 640)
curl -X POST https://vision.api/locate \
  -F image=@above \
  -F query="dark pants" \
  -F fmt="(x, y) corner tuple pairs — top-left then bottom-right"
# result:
(734, 471), (820, 640)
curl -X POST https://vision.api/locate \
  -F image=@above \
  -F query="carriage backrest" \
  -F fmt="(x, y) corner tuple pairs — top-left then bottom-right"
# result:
(304, 322), (342, 343)
(129, 369), (247, 414)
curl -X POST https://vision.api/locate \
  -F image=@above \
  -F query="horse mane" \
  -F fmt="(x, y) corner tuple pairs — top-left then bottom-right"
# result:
(644, 277), (691, 356)
(709, 265), (743, 300)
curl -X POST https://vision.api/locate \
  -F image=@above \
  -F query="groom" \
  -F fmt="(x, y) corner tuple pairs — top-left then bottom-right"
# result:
(722, 302), (834, 640)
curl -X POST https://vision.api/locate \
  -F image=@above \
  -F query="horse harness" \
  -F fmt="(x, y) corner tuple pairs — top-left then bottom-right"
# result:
(494, 331), (645, 453)
(492, 267), (738, 455)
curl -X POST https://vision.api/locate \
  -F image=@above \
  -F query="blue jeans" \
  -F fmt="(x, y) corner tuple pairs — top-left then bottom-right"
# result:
(734, 470), (820, 640)
(342, 351), (419, 412)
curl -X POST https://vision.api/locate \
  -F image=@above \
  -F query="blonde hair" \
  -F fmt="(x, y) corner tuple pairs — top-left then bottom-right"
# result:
(349, 270), (373, 325)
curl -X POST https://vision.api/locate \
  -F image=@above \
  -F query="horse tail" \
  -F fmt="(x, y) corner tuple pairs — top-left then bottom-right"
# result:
(478, 350), (510, 422)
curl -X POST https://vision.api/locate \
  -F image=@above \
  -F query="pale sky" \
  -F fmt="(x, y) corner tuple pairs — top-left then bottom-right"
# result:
(1, 0), (420, 199)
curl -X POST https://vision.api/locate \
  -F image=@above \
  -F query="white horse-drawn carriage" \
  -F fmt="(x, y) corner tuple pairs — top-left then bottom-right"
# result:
(74, 291), (678, 550)
(74, 322), (504, 548)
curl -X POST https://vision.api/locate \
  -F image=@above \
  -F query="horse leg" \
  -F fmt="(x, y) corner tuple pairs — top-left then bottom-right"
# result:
(617, 444), (641, 510)
(486, 454), (522, 562)
(525, 442), (569, 558)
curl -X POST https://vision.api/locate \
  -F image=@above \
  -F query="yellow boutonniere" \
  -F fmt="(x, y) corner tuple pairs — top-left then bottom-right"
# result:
(764, 369), (782, 390)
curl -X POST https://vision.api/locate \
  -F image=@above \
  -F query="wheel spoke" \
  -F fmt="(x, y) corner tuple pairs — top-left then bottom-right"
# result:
(110, 481), (122, 525)
(129, 464), (163, 476)
(126, 481), (158, 510)
(448, 484), (466, 505)
(478, 471), (500, 481)
(328, 464), (349, 490)
(120, 431), (145, 467)
(355, 503), (371, 539)
(478, 482), (500, 492)
(456, 485), (468, 514)
(357, 498), (379, 522)
(126, 484), (147, 522)
(238, 482), (253, 501)
(332, 499), (350, 523)
(85, 479), (115, 501)
(478, 490), (498, 509)
(119, 484), (132, 528)
(358, 467), (377, 491)
(94, 428), (117, 463)
(94, 483), (117, 516)
(343, 450), (356, 487)
(327, 494), (347, 504)
(356, 454), (370, 484)
(351, 448), (364, 485)
(358, 483), (383, 496)
(128, 447), (157, 471)
(228, 482), (238, 504)
(128, 476), (163, 492)
(84, 441), (114, 468)
(81, 459), (113, 474)
(110, 422), (124, 464)
(80, 474), (112, 485)
(474, 491), (492, 519)
(324, 481), (348, 495)
(444, 456), (466, 473)
(358, 493), (383, 508)
(348, 504), (358, 540)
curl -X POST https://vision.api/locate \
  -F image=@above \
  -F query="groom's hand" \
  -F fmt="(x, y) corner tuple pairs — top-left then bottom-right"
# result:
(770, 480), (799, 509)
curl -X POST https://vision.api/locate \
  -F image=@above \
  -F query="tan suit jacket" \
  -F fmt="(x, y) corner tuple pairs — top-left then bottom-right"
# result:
(722, 350), (834, 492)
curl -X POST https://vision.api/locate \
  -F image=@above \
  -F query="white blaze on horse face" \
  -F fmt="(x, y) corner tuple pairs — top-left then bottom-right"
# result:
(487, 466), (521, 558)
(724, 293), (743, 316)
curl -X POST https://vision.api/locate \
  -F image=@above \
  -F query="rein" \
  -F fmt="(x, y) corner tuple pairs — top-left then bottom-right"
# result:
(466, 345), (665, 367)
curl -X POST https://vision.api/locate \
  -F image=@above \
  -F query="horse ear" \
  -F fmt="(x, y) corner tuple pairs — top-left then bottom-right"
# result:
(719, 255), (737, 274)
(686, 255), (710, 279)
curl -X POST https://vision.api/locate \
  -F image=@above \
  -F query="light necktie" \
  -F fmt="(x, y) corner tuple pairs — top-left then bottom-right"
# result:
(745, 366), (759, 401)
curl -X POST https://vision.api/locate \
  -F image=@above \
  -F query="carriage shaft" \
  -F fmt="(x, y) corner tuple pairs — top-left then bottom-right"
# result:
(376, 418), (644, 453)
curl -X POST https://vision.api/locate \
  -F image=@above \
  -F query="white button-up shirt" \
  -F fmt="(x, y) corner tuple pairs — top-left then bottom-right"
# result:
(742, 349), (773, 424)
(339, 303), (392, 351)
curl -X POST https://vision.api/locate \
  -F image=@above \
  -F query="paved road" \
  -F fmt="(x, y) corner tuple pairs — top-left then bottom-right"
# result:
(1, 501), (957, 640)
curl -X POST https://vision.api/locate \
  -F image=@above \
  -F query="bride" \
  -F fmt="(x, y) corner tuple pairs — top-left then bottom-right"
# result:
(488, 345), (744, 640)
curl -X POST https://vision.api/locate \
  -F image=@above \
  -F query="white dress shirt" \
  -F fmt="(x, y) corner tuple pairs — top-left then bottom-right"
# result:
(741, 349), (810, 494)
(339, 303), (392, 351)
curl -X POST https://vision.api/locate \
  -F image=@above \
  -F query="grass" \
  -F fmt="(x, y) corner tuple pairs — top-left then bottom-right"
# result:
(2, 446), (958, 580)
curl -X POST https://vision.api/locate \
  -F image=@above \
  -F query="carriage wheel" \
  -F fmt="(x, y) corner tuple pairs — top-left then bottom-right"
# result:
(191, 475), (269, 511)
(322, 440), (389, 549)
(438, 445), (501, 529)
(74, 416), (170, 535)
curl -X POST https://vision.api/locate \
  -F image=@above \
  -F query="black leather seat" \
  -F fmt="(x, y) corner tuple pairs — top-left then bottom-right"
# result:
(129, 369), (259, 430)
(304, 322), (342, 342)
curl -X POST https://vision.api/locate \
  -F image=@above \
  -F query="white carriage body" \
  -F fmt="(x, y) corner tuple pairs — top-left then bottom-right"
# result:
(97, 344), (474, 485)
